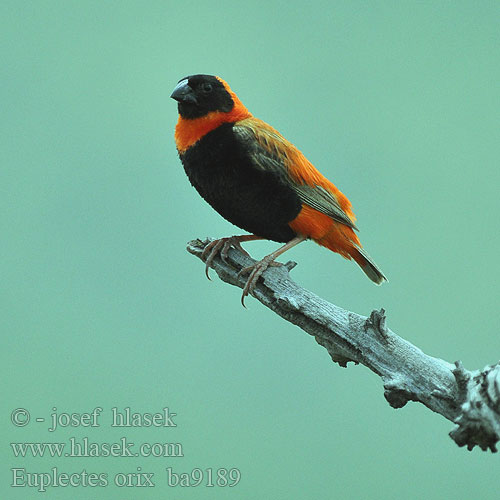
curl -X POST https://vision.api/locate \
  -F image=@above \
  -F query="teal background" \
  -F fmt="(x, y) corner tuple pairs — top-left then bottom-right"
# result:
(2, 1), (499, 498)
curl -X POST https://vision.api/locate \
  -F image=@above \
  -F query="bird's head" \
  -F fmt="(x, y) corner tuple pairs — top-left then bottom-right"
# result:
(170, 74), (248, 120)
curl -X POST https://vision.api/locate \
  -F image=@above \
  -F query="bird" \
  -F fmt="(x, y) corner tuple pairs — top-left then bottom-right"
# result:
(171, 74), (387, 305)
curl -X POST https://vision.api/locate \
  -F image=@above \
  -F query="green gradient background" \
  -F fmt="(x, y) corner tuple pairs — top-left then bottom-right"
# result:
(2, 1), (499, 498)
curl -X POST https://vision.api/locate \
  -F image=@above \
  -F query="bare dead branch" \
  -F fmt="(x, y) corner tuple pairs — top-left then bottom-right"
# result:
(187, 238), (500, 453)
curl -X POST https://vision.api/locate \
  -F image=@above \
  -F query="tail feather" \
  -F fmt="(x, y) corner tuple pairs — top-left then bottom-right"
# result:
(350, 246), (387, 285)
(311, 219), (387, 284)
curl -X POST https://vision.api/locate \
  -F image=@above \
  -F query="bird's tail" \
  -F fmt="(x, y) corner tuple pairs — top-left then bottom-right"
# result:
(313, 221), (387, 284)
(349, 246), (387, 285)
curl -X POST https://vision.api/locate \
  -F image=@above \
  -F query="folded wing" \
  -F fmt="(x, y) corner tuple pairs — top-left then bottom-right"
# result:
(233, 118), (357, 230)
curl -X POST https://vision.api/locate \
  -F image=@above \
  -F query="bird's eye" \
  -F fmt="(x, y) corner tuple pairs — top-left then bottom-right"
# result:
(201, 83), (213, 93)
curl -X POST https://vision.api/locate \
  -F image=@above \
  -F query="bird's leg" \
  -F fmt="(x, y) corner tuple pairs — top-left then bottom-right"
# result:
(202, 234), (263, 279)
(238, 235), (306, 306)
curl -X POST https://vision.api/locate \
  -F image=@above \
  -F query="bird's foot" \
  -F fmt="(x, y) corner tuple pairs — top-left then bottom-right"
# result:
(202, 236), (251, 279)
(237, 257), (282, 306)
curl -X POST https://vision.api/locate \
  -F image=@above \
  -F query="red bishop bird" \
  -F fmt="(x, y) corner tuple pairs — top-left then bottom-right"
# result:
(171, 74), (387, 305)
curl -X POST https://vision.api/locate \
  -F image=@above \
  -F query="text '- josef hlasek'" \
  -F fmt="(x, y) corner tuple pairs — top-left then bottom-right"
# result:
(46, 407), (176, 432)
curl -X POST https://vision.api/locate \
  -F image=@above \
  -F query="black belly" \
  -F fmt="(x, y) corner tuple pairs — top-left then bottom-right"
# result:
(179, 123), (301, 243)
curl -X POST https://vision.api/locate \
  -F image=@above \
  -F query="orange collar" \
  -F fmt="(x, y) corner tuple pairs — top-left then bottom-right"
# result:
(174, 77), (252, 153)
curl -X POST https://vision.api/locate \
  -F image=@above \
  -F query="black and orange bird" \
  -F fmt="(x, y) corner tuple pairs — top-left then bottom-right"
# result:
(171, 74), (387, 304)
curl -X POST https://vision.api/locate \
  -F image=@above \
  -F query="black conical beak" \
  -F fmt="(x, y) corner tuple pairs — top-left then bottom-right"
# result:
(170, 79), (198, 104)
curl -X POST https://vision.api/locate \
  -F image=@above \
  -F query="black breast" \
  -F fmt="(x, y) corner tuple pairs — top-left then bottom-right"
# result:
(179, 123), (301, 242)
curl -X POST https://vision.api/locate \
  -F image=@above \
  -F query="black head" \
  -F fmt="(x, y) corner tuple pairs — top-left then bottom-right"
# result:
(170, 75), (234, 119)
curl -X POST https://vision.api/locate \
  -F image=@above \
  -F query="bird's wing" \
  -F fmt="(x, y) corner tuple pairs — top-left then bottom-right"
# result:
(233, 118), (358, 230)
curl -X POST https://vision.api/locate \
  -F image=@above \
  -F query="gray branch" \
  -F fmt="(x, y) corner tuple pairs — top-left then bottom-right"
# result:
(187, 238), (500, 453)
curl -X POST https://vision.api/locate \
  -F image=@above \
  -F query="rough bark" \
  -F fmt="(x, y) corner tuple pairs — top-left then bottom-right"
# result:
(187, 238), (500, 453)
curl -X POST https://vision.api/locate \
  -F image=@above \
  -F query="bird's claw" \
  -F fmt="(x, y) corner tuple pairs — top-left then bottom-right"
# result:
(202, 239), (223, 280)
(238, 259), (282, 307)
(221, 239), (250, 263)
(202, 237), (251, 279)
